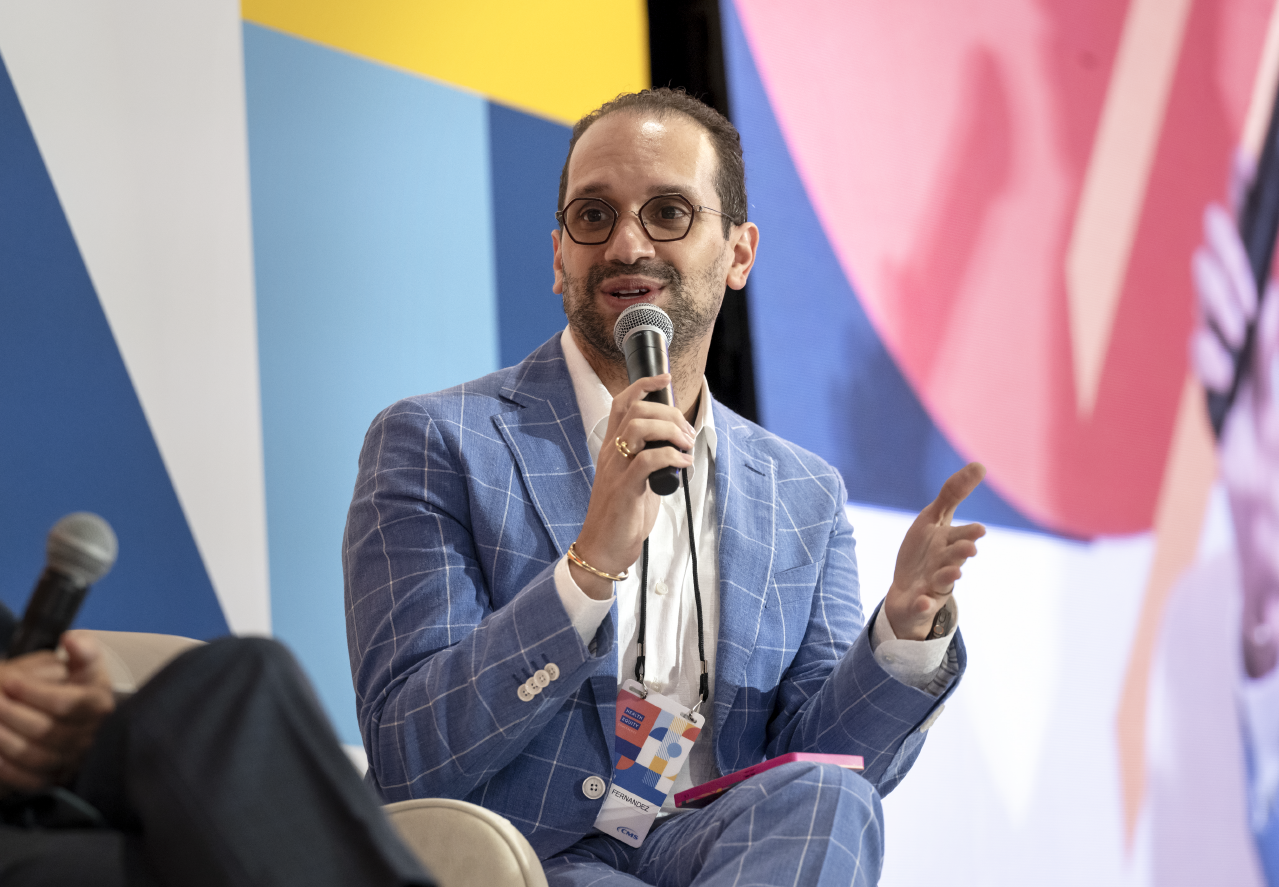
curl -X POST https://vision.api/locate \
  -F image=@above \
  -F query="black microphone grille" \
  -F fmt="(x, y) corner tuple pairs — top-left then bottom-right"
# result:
(613, 304), (674, 352)
(47, 513), (118, 586)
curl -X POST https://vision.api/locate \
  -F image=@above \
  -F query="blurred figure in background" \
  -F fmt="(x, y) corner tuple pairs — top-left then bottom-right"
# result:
(1192, 152), (1279, 884)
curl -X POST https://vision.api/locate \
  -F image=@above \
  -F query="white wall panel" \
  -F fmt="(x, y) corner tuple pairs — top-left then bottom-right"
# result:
(0, 1), (269, 633)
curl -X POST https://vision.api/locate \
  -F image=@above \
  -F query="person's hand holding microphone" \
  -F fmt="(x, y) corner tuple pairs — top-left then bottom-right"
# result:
(568, 306), (696, 600)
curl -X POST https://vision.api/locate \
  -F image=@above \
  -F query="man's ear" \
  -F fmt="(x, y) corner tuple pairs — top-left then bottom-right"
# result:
(552, 228), (565, 294)
(725, 222), (759, 291)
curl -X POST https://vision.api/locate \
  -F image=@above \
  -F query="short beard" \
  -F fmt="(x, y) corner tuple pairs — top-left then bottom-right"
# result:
(562, 259), (722, 374)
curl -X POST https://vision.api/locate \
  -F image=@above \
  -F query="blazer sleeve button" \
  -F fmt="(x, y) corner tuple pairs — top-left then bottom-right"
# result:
(518, 684), (535, 702)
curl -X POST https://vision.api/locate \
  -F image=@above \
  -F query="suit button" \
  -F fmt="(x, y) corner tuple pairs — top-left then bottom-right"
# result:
(545, 663), (560, 681)
(517, 684), (534, 702)
(582, 776), (606, 799)
(524, 677), (542, 696)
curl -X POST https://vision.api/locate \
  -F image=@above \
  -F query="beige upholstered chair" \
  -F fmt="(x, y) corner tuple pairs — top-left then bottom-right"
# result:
(83, 630), (548, 887)
(90, 630), (204, 695)
(383, 798), (548, 887)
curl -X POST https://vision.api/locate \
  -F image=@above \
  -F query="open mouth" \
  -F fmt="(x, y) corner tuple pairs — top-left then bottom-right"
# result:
(600, 279), (664, 303)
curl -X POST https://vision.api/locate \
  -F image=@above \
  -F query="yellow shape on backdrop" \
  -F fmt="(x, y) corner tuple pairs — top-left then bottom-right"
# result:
(242, 0), (649, 124)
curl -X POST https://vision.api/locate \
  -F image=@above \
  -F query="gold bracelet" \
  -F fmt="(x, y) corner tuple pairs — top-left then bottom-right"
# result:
(567, 543), (628, 582)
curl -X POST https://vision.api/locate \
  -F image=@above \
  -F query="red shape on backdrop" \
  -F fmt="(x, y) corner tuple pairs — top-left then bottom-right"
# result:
(735, 0), (1270, 536)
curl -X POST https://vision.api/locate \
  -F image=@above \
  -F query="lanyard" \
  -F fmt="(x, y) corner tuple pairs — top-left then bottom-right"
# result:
(633, 467), (709, 710)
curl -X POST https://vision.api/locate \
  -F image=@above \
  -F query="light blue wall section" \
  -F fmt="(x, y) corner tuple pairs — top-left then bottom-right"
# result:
(244, 23), (498, 744)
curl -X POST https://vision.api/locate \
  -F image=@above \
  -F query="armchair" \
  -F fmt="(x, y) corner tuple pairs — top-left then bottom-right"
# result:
(83, 630), (548, 887)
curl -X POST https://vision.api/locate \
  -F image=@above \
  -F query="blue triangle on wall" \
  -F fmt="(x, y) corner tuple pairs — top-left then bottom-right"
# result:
(0, 50), (229, 637)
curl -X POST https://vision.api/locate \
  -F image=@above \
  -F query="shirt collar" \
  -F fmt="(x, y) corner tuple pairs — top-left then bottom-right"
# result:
(560, 327), (717, 466)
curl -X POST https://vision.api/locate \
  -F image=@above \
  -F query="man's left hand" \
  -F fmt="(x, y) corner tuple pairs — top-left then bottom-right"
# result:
(0, 631), (115, 792)
(884, 463), (987, 641)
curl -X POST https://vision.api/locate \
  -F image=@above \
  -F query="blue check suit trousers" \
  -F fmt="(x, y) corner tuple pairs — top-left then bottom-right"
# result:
(544, 761), (884, 887)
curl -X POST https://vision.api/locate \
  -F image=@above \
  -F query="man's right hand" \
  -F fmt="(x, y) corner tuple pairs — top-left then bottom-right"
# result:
(570, 373), (696, 599)
(0, 631), (115, 792)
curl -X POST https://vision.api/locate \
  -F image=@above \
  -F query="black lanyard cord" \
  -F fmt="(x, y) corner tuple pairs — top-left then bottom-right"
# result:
(636, 539), (649, 686)
(632, 468), (709, 708)
(682, 468), (710, 706)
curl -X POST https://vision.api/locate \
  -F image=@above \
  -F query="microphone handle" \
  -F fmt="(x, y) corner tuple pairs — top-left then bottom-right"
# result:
(623, 332), (682, 496)
(7, 568), (90, 658)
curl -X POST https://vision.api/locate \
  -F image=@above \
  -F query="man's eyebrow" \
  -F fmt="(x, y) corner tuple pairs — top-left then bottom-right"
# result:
(571, 182), (699, 200)
(647, 183), (694, 197)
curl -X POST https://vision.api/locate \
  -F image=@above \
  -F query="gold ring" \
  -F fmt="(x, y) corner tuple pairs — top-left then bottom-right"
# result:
(614, 437), (634, 459)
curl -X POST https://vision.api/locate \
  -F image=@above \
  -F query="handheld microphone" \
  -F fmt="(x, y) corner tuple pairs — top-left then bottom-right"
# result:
(7, 513), (118, 658)
(614, 304), (681, 496)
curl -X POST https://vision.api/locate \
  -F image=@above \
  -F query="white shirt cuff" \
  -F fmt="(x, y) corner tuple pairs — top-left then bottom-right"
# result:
(870, 598), (958, 691)
(553, 555), (615, 646)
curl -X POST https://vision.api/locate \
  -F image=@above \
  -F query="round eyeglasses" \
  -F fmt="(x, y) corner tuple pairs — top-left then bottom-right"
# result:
(555, 193), (740, 245)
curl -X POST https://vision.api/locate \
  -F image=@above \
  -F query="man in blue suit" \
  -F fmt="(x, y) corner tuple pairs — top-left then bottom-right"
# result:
(344, 88), (986, 887)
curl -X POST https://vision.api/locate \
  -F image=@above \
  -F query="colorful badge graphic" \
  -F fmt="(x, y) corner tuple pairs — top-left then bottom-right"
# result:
(593, 680), (704, 847)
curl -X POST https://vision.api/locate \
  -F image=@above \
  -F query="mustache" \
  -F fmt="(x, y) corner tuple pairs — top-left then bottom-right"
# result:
(585, 260), (682, 293)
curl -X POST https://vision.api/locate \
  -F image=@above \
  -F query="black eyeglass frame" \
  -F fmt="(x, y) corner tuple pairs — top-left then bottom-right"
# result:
(554, 193), (742, 245)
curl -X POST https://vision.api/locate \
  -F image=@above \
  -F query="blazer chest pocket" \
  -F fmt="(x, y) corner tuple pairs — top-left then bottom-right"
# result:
(763, 562), (819, 649)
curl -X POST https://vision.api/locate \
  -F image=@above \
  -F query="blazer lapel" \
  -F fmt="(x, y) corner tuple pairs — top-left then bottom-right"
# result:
(491, 337), (618, 741)
(710, 408), (776, 743)
(492, 338), (596, 559)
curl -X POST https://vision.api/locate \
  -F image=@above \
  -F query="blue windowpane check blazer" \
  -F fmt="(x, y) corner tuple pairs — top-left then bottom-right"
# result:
(343, 335), (963, 859)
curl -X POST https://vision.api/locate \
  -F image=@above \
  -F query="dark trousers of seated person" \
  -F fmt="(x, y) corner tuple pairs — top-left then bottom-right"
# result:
(0, 637), (433, 887)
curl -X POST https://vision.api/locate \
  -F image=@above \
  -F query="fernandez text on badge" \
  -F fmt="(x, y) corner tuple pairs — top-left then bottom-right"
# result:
(612, 788), (651, 812)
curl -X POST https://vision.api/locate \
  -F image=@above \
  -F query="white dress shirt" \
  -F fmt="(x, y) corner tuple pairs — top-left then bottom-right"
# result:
(551, 328), (955, 802)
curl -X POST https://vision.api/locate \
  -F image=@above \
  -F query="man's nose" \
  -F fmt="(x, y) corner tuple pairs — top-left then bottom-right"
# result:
(604, 213), (656, 265)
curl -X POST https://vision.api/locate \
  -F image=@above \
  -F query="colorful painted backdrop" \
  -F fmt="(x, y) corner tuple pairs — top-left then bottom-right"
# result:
(4, 0), (1275, 883)
(0, 0), (645, 749)
(724, 0), (1279, 883)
